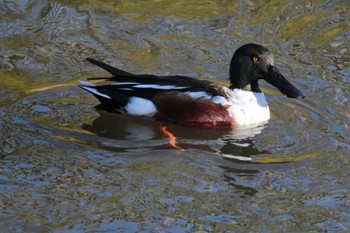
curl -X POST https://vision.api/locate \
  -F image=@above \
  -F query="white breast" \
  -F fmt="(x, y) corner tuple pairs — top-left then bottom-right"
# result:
(225, 88), (270, 127)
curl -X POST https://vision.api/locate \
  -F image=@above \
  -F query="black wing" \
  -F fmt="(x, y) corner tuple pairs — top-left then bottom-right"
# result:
(83, 58), (228, 100)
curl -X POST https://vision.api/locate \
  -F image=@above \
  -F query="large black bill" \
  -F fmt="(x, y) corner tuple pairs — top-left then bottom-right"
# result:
(264, 66), (305, 98)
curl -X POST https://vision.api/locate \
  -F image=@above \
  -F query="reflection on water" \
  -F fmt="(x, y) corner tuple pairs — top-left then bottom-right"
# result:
(82, 110), (270, 161)
(1, 0), (350, 232)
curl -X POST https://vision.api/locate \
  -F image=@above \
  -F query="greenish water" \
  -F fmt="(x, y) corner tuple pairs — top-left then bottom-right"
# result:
(0, 0), (349, 232)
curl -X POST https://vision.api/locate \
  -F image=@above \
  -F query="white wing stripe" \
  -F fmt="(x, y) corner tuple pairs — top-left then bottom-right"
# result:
(80, 86), (111, 99)
(152, 85), (178, 90)
(172, 86), (188, 89)
(133, 84), (188, 90)
(150, 85), (188, 90)
(186, 91), (211, 99)
(78, 80), (96, 86)
(133, 84), (160, 88)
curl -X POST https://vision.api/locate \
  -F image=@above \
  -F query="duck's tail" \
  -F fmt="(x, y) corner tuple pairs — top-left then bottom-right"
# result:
(86, 58), (133, 77)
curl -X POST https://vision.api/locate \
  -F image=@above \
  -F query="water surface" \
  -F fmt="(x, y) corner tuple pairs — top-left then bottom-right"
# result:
(0, 0), (349, 232)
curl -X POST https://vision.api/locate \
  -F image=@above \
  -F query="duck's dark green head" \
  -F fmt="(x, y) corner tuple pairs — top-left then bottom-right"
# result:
(229, 43), (305, 98)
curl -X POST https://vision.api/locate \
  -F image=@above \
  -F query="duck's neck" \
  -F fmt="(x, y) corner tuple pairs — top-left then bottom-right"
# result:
(230, 81), (262, 93)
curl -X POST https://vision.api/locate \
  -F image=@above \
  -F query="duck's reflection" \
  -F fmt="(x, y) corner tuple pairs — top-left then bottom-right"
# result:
(83, 111), (159, 141)
(82, 110), (269, 159)
(82, 111), (278, 196)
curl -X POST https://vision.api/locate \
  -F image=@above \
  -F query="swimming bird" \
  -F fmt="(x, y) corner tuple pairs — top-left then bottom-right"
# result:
(79, 43), (304, 129)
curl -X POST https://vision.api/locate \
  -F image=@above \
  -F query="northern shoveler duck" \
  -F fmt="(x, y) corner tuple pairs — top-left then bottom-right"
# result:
(79, 43), (304, 129)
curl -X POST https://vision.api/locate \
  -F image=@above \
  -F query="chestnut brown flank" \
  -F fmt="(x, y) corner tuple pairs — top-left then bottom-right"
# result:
(154, 92), (234, 128)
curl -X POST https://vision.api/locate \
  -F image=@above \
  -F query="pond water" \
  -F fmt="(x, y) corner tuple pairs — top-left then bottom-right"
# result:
(0, 0), (349, 232)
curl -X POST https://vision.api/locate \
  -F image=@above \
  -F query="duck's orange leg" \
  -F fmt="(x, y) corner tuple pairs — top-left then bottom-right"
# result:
(159, 126), (184, 151)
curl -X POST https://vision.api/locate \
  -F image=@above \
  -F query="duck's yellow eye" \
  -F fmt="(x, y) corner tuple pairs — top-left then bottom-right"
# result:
(252, 56), (259, 62)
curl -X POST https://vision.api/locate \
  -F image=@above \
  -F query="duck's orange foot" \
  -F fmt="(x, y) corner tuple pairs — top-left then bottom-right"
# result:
(159, 126), (184, 151)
